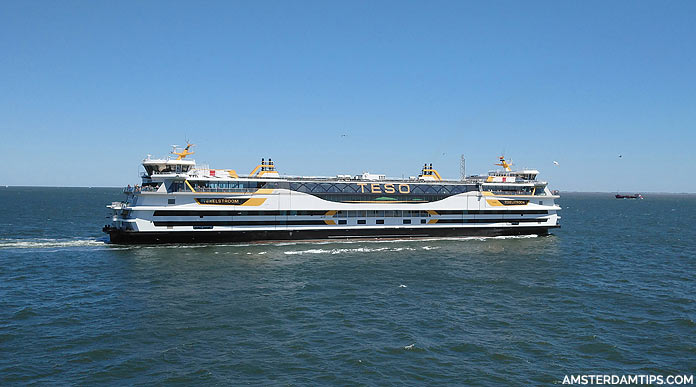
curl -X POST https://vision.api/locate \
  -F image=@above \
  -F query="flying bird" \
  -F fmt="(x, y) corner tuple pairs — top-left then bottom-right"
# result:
(553, 161), (559, 166)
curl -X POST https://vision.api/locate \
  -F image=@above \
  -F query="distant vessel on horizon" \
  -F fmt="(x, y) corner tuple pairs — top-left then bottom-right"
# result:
(103, 146), (561, 244)
(615, 193), (643, 199)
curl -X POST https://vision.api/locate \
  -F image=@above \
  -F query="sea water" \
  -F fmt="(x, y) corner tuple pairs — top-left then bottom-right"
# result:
(0, 188), (694, 384)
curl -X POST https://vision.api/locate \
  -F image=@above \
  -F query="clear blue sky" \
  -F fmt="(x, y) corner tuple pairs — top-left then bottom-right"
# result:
(1, 1), (694, 192)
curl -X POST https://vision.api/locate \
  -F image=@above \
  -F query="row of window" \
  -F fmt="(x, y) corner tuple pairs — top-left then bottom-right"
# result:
(165, 180), (546, 199)
(482, 185), (543, 195)
(311, 194), (447, 203)
(152, 209), (549, 217)
(153, 210), (432, 217)
(144, 165), (191, 175)
(288, 182), (478, 195)
(169, 181), (265, 192)
(153, 218), (546, 227)
(336, 210), (430, 217)
(168, 180), (483, 195)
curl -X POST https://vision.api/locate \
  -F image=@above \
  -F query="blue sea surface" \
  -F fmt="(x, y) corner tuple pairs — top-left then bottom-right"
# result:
(0, 187), (694, 384)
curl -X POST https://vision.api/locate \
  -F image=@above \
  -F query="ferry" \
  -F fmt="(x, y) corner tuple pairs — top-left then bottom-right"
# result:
(103, 144), (561, 244)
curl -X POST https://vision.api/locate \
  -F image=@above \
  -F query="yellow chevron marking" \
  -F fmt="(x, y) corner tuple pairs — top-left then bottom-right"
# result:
(486, 199), (503, 206)
(241, 198), (266, 206)
(254, 189), (275, 195)
(324, 210), (337, 216)
(427, 210), (439, 216)
(227, 170), (239, 178)
(428, 219), (439, 224)
(324, 220), (337, 225)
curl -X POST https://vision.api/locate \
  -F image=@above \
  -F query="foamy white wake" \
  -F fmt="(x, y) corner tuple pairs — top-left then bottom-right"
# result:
(279, 235), (540, 255)
(0, 234), (540, 250)
(0, 239), (106, 249)
(284, 246), (418, 255)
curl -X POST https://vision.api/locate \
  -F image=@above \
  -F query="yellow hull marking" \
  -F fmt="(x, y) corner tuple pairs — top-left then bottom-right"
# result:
(241, 198), (266, 206)
(427, 210), (439, 216)
(324, 210), (337, 216)
(253, 189), (275, 195)
(185, 180), (196, 193)
(486, 199), (503, 206)
(324, 220), (337, 225)
(428, 219), (439, 224)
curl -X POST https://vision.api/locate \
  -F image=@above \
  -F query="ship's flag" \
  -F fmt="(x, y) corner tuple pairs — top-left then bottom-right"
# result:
(210, 170), (216, 176)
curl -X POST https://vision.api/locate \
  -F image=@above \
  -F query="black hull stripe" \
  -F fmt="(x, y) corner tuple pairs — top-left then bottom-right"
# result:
(107, 226), (557, 244)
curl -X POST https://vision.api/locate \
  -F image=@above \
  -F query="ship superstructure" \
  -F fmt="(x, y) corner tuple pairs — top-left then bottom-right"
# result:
(103, 147), (560, 243)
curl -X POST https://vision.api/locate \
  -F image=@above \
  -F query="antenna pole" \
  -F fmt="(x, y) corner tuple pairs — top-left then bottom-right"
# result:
(460, 154), (466, 180)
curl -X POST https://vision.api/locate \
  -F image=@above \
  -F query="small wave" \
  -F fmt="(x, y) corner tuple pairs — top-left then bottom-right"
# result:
(11, 306), (38, 320)
(0, 239), (105, 249)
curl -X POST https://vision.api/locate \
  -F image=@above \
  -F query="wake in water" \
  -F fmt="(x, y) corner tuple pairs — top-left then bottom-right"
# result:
(0, 234), (541, 251)
(0, 238), (106, 249)
(241, 234), (541, 248)
(284, 246), (419, 255)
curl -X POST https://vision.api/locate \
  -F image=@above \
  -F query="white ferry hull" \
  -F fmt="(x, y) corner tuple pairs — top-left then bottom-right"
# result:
(104, 150), (560, 244)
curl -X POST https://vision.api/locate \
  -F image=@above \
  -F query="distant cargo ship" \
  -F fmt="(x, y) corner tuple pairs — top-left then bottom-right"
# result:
(103, 145), (561, 244)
